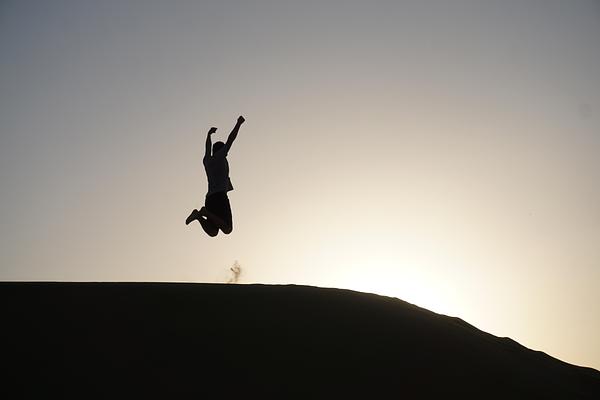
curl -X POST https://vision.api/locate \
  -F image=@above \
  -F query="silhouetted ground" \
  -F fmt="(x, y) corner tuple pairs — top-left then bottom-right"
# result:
(2, 282), (599, 398)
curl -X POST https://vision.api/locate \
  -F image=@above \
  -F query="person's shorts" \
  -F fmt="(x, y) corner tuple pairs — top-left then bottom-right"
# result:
(205, 192), (232, 226)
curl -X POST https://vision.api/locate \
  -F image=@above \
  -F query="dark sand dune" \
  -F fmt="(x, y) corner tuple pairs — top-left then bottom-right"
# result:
(2, 282), (599, 398)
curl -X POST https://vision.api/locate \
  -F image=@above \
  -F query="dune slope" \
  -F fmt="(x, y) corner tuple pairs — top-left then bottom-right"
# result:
(2, 282), (599, 398)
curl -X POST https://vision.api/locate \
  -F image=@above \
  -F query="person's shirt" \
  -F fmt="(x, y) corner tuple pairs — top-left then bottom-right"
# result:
(203, 148), (234, 196)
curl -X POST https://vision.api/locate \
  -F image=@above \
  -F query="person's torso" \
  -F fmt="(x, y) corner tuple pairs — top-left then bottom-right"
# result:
(204, 152), (233, 195)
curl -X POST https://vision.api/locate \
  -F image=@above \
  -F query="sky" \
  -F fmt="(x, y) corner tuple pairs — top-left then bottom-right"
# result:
(1, 0), (599, 369)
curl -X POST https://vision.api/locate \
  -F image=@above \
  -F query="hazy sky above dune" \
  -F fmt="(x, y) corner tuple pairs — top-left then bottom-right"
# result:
(1, 0), (599, 369)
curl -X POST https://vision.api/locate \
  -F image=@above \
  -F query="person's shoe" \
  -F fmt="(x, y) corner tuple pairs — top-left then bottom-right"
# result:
(185, 209), (198, 225)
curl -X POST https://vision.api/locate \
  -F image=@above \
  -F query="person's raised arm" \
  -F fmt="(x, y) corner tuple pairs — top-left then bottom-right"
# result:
(224, 116), (245, 153)
(205, 127), (217, 159)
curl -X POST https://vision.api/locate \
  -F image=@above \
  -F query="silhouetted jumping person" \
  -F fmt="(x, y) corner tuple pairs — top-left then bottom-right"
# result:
(186, 115), (245, 236)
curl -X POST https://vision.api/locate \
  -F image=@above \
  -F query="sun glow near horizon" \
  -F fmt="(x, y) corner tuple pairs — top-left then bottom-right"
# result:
(285, 216), (472, 318)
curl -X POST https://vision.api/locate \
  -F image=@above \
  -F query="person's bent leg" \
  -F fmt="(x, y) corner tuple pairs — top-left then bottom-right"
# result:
(186, 209), (199, 225)
(199, 216), (219, 237)
(200, 207), (228, 231)
(220, 222), (233, 235)
(220, 211), (233, 234)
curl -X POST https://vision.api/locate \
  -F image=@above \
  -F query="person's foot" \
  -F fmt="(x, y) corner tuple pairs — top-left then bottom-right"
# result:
(185, 209), (199, 225)
(199, 206), (207, 216)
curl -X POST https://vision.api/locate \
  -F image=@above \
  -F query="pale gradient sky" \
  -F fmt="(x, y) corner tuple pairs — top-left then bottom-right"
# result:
(1, 1), (599, 369)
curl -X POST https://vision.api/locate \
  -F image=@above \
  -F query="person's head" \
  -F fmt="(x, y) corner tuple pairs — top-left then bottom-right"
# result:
(212, 141), (225, 154)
